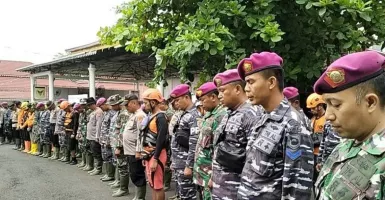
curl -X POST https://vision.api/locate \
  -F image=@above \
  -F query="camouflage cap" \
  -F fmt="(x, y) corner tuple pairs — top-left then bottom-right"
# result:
(106, 94), (123, 106)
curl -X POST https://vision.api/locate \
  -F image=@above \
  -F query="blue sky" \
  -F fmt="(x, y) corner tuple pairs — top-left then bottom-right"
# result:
(0, 0), (126, 63)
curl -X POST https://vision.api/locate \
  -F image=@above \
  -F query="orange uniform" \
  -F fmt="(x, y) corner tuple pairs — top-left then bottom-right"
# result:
(311, 115), (326, 155)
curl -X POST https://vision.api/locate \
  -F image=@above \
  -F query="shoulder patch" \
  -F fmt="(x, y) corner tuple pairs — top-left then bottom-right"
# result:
(286, 149), (302, 160)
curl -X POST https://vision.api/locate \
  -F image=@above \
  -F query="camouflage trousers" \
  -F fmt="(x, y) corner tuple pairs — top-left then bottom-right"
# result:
(31, 127), (40, 143)
(212, 161), (241, 200)
(59, 133), (69, 148)
(101, 145), (113, 163)
(78, 138), (91, 154)
(40, 127), (52, 145)
(175, 169), (197, 200)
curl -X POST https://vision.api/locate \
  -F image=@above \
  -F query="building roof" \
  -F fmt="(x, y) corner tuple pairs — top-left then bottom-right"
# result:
(0, 60), (33, 77)
(16, 46), (180, 81)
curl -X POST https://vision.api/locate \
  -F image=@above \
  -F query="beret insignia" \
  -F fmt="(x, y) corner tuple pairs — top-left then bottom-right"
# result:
(243, 60), (253, 73)
(325, 69), (345, 88)
(215, 78), (222, 87)
(196, 90), (202, 97)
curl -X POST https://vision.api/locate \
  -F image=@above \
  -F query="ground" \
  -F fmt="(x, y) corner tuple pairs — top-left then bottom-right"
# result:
(0, 144), (175, 200)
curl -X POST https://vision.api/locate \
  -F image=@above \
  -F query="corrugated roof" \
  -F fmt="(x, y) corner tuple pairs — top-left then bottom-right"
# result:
(0, 60), (33, 77)
(16, 51), (98, 72)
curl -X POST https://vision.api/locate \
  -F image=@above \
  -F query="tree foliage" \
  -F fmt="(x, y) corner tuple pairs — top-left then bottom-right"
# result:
(98, 0), (385, 90)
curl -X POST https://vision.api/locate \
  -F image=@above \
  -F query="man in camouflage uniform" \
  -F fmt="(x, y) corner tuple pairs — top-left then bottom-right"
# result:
(55, 99), (67, 161)
(76, 99), (90, 168)
(0, 103), (5, 145)
(283, 86), (312, 131)
(3, 103), (13, 144)
(88, 97), (104, 175)
(99, 94), (122, 182)
(32, 102), (44, 156)
(237, 52), (314, 199)
(316, 122), (341, 172)
(193, 82), (227, 200)
(110, 95), (130, 197)
(211, 69), (260, 200)
(40, 101), (54, 158)
(313, 51), (385, 199)
(170, 84), (200, 200)
(80, 98), (95, 171)
(12, 101), (21, 150)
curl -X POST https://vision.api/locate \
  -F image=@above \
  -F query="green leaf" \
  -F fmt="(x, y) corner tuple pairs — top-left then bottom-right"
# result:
(217, 43), (224, 51)
(296, 0), (307, 5)
(343, 41), (353, 49)
(209, 48), (217, 55)
(204, 43), (209, 51)
(305, 2), (312, 9)
(336, 32), (345, 40)
(271, 36), (282, 42)
(359, 12), (371, 22)
(319, 7), (326, 17)
(312, 2), (322, 7)
(306, 72), (313, 79)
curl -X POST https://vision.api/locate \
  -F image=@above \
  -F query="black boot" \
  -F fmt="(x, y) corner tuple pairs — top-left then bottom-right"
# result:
(0, 137), (4, 145)
(70, 157), (78, 165)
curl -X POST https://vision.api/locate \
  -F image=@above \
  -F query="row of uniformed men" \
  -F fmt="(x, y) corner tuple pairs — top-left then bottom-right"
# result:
(166, 50), (385, 200)
(4, 93), (175, 200)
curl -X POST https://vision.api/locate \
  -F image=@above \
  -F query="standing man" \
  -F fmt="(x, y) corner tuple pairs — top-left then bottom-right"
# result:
(3, 103), (13, 144)
(283, 86), (312, 131)
(40, 101), (54, 158)
(194, 82), (227, 200)
(32, 102), (44, 156)
(59, 101), (71, 162)
(84, 97), (99, 172)
(76, 98), (89, 168)
(88, 97), (105, 176)
(237, 52), (314, 199)
(0, 102), (5, 145)
(170, 84), (200, 200)
(68, 103), (80, 165)
(313, 51), (385, 199)
(114, 94), (147, 198)
(12, 101), (21, 150)
(211, 69), (259, 200)
(56, 99), (67, 161)
(307, 93), (327, 156)
(140, 88), (168, 200)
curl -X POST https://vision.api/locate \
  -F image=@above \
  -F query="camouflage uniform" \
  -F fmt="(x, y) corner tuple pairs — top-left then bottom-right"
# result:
(171, 106), (200, 200)
(100, 110), (116, 163)
(238, 99), (314, 199)
(111, 109), (129, 167)
(212, 102), (260, 200)
(40, 110), (51, 144)
(77, 109), (90, 153)
(56, 109), (66, 147)
(3, 108), (12, 142)
(31, 109), (41, 143)
(193, 105), (227, 200)
(317, 122), (341, 166)
(315, 130), (385, 199)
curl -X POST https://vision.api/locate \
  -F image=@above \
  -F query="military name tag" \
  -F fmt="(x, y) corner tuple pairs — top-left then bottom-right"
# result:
(349, 156), (377, 177)
(325, 177), (356, 200)
(254, 137), (275, 154)
(260, 123), (283, 143)
(339, 164), (370, 189)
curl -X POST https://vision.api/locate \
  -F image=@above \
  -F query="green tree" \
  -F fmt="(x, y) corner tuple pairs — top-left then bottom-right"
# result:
(98, 0), (385, 91)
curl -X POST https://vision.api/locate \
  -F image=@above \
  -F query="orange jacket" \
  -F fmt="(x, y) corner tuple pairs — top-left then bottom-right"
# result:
(26, 112), (34, 128)
(17, 109), (26, 129)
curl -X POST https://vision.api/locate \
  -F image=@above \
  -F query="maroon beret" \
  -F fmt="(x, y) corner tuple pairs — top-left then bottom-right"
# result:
(283, 87), (299, 99)
(237, 52), (283, 80)
(213, 69), (242, 87)
(314, 51), (385, 94)
(196, 82), (217, 98)
(170, 84), (190, 98)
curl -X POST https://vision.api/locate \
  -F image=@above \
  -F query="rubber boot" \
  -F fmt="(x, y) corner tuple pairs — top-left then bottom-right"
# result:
(58, 147), (65, 161)
(81, 154), (89, 170)
(40, 144), (46, 157)
(100, 163), (108, 180)
(0, 137), (4, 145)
(19, 139), (24, 151)
(13, 138), (20, 150)
(44, 144), (52, 158)
(109, 168), (120, 186)
(4, 137), (10, 144)
(37, 143), (43, 156)
(62, 148), (70, 162)
(50, 147), (57, 159)
(136, 186), (146, 200)
(28, 142), (36, 154)
(102, 163), (115, 182)
(89, 158), (102, 176)
(70, 157), (78, 165)
(77, 152), (86, 168)
(84, 154), (94, 171)
(112, 176), (129, 197)
(33, 143), (40, 156)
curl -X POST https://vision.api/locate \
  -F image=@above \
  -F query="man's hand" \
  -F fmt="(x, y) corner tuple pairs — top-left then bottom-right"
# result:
(150, 160), (158, 172)
(135, 152), (142, 160)
(115, 148), (120, 156)
(184, 167), (192, 177)
(316, 164), (322, 172)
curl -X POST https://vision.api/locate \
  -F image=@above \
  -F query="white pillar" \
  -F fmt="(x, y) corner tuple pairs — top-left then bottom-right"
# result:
(30, 76), (35, 102)
(48, 71), (54, 101)
(136, 81), (140, 97)
(88, 63), (96, 98)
